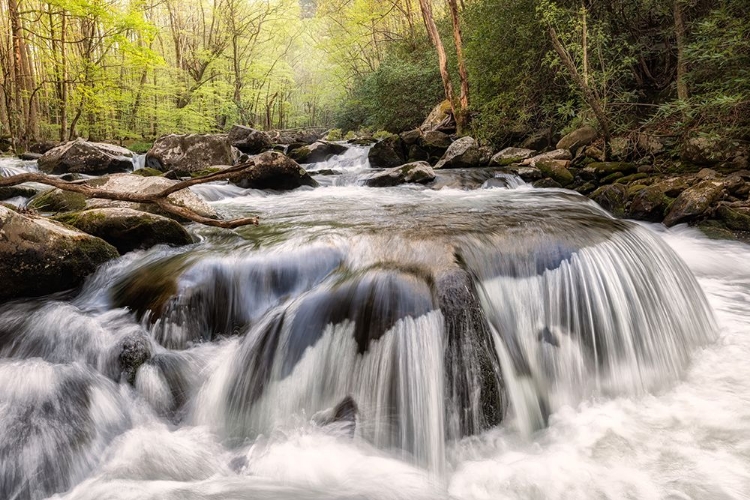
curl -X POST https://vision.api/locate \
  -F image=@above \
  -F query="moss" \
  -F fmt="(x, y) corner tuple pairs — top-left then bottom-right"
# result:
(627, 184), (649, 198)
(133, 167), (164, 177)
(717, 205), (750, 231)
(190, 167), (222, 178)
(29, 189), (87, 212)
(616, 173), (649, 184)
(126, 140), (153, 154)
(288, 146), (311, 163)
(697, 220), (737, 240)
(601, 172), (624, 184)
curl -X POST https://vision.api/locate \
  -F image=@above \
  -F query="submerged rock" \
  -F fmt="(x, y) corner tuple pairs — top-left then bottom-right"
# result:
(38, 138), (134, 175)
(53, 208), (193, 254)
(365, 161), (436, 187)
(119, 334), (152, 385)
(146, 134), (234, 174)
(0, 205), (118, 301)
(230, 151), (318, 190)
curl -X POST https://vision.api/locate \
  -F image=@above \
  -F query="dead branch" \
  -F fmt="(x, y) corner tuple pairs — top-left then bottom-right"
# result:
(0, 164), (260, 228)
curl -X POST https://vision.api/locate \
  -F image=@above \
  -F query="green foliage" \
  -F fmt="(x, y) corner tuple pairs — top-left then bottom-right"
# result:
(326, 129), (343, 140)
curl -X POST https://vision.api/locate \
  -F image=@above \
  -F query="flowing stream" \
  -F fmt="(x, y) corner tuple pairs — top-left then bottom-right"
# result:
(1, 148), (749, 499)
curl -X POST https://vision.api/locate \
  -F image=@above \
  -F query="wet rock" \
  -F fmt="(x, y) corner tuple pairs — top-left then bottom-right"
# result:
(288, 141), (347, 164)
(38, 138), (134, 175)
(19, 152), (42, 161)
(575, 182), (597, 195)
(146, 134), (233, 174)
(368, 136), (406, 168)
(590, 184), (628, 217)
(29, 188), (87, 212)
(119, 334), (152, 384)
(615, 173), (649, 184)
(365, 161), (436, 187)
(313, 396), (358, 437)
(537, 160), (573, 186)
(601, 171), (625, 184)
(514, 166), (543, 182)
(407, 144), (430, 162)
(491, 147), (535, 166)
(716, 204), (750, 232)
(0, 205), (118, 301)
(228, 125), (272, 154)
(581, 162), (637, 179)
(663, 180), (725, 227)
(229, 151), (318, 190)
(85, 173), (217, 220)
(0, 186), (37, 201)
(53, 208), (193, 254)
(556, 125), (598, 154)
(522, 149), (572, 167)
(655, 177), (690, 198)
(435, 137), (484, 169)
(533, 178), (562, 189)
(628, 185), (671, 222)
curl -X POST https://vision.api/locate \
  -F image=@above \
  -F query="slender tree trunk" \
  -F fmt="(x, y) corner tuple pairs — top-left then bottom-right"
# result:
(581, 4), (589, 87)
(417, 0), (456, 124)
(8, 0), (25, 148)
(674, 0), (689, 101)
(447, 0), (469, 132)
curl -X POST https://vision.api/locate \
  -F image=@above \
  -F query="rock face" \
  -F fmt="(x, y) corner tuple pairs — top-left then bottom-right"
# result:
(54, 208), (193, 254)
(556, 126), (598, 154)
(365, 161), (436, 187)
(86, 174), (217, 220)
(38, 139), (134, 175)
(663, 180), (724, 227)
(146, 134), (234, 174)
(288, 141), (348, 164)
(681, 135), (743, 166)
(435, 137), (484, 169)
(228, 125), (271, 154)
(368, 136), (406, 168)
(229, 151), (319, 190)
(491, 147), (535, 166)
(0, 205), (119, 301)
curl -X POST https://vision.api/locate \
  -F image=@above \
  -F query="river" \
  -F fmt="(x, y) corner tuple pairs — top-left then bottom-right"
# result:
(0, 147), (748, 499)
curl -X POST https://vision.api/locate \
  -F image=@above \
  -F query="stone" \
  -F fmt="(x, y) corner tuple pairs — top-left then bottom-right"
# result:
(368, 136), (406, 168)
(681, 135), (735, 165)
(628, 185), (671, 222)
(590, 184), (628, 217)
(365, 161), (436, 187)
(491, 147), (536, 166)
(118, 334), (152, 385)
(0, 186), (37, 201)
(616, 173), (649, 184)
(227, 125), (272, 154)
(514, 166), (543, 182)
(521, 129), (554, 150)
(421, 130), (452, 151)
(696, 168), (720, 180)
(601, 172), (625, 184)
(53, 208), (193, 254)
(407, 144), (430, 162)
(435, 137), (485, 169)
(655, 177), (689, 198)
(556, 125), (598, 154)
(399, 129), (422, 146)
(28, 141), (59, 154)
(522, 149), (572, 167)
(533, 178), (563, 189)
(146, 134), (233, 174)
(29, 189), (87, 212)
(537, 160), (574, 186)
(663, 180), (725, 227)
(229, 151), (318, 190)
(0, 205), (118, 301)
(288, 141), (348, 164)
(38, 138), (134, 175)
(19, 152), (42, 161)
(581, 162), (637, 179)
(420, 100), (455, 133)
(716, 204), (750, 232)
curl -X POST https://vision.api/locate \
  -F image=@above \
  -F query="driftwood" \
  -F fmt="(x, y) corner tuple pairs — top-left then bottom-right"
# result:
(0, 162), (259, 228)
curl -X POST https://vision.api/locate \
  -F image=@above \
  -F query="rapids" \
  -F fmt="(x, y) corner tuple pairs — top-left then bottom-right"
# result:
(0, 149), (748, 499)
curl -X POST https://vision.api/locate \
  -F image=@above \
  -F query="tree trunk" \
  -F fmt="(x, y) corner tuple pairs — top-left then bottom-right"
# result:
(674, 0), (689, 101)
(417, 0), (456, 121)
(8, 0), (25, 148)
(447, 0), (469, 132)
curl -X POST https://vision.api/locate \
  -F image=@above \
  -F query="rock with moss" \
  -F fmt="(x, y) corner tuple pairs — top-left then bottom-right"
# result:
(663, 180), (725, 227)
(85, 173), (217, 220)
(368, 136), (406, 168)
(146, 134), (233, 174)
(0, 205), (119, 301)
(420, 130), (452, 151)
(628, 185), (671, 222)
(591, 184), (628, 217)
(654, 177), (689, 197)
(537, 160), (574, 186)
(420, 100), (454, 133)
(29, 188), (87, 212)
(288, 141), (347, 164)
(491, 147), (535, 166)
(228, 125), (272, 154)
(716, 204), (750, 232)
(533, 178), (563, 189)
(365, 161), (436, 187)
(615, 173), (649, 184)
(556, 126), (598, 155)
(54, 208), (194, 254)
(522, 149), (572, 167)
(0, 186), (37, 201)
(400, 129), (422, 146)
(581, 162), (637, 180)
(38, 138), (134, 175)
(435, 137), (485, 169)
(229, 151), (318, 190)
(132, 167), (163, 177)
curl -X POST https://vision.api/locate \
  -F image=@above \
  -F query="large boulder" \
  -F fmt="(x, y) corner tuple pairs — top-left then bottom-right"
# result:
(28, 141), (59, 154)
(53, 208), (193, 254)
(288, 141), (348, 164)
(29, 188), (87, 212)
(146, 134), (233, 174)
(628, 185), (671, 222)
(365, 162), (436, 187)
(0, 205), (118, 301)
(590, 184), (628, 217)
(229, 151), (318, 190)
(368, 136), (406, 168)
(556, 126), (598, 155)
(663, 180), (724, 227)
(521, 149), (572, 167)
(268, 129), (322, 145)
(491, 147), (536, 166)
(38, 138), (134, 175)
(85, 174), (217, 220)
(228, 125), (272, 154)
(420, 100), (455, 133)
(435, 137), (484, 169)
(420, 130), (452, 151)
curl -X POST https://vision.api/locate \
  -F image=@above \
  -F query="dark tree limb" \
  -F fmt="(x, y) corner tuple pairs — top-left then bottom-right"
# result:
(0, 166), (259, 228)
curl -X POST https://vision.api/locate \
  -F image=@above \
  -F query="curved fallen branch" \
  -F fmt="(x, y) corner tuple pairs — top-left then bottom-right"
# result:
(0, 164), (260, 228)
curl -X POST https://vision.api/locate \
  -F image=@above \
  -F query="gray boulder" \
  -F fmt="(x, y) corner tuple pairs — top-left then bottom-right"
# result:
(491, 147), (536, 166)
(368, 136), (406, 168)
(38, 138), (134, 175)
(556, 126), (598, 154)
(230, 151), (318, 190)
(53, 208), (193, 254)
(590, 184), (628, 217)
(435, 137), (484, 169)
(0, 205), (118, 301)
(522, 149), (572, 167)
(228, 125), (272, 154)
(365, 162), (436, 187)
(146, 134), (233, 174)
(288, 141), (348, 164)
(663, 180), (725, 227)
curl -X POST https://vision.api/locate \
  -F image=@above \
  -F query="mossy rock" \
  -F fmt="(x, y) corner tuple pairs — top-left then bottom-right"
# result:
(29, 188), (87, 212)
(537, 161), (574, 186)
(133, 167), (164, 177)
(190, 167), (222, 178)
(0, 186), (37, 200)
(585, 162), (637, 178)
(697, 220), (737, 241)
(628, 185), (672, 222)
(54, 207), (194, 254)
(616, 173), (649, 184)
(590, 184), (628, 217)
(717, 205), (750, 232)
(600, 172), (624, 184)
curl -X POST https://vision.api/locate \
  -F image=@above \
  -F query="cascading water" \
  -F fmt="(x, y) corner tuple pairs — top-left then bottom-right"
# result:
(1, 146), (747, 500)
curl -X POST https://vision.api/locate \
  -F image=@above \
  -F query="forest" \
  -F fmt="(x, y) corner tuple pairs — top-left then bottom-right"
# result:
(0, 0), (748, 152)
